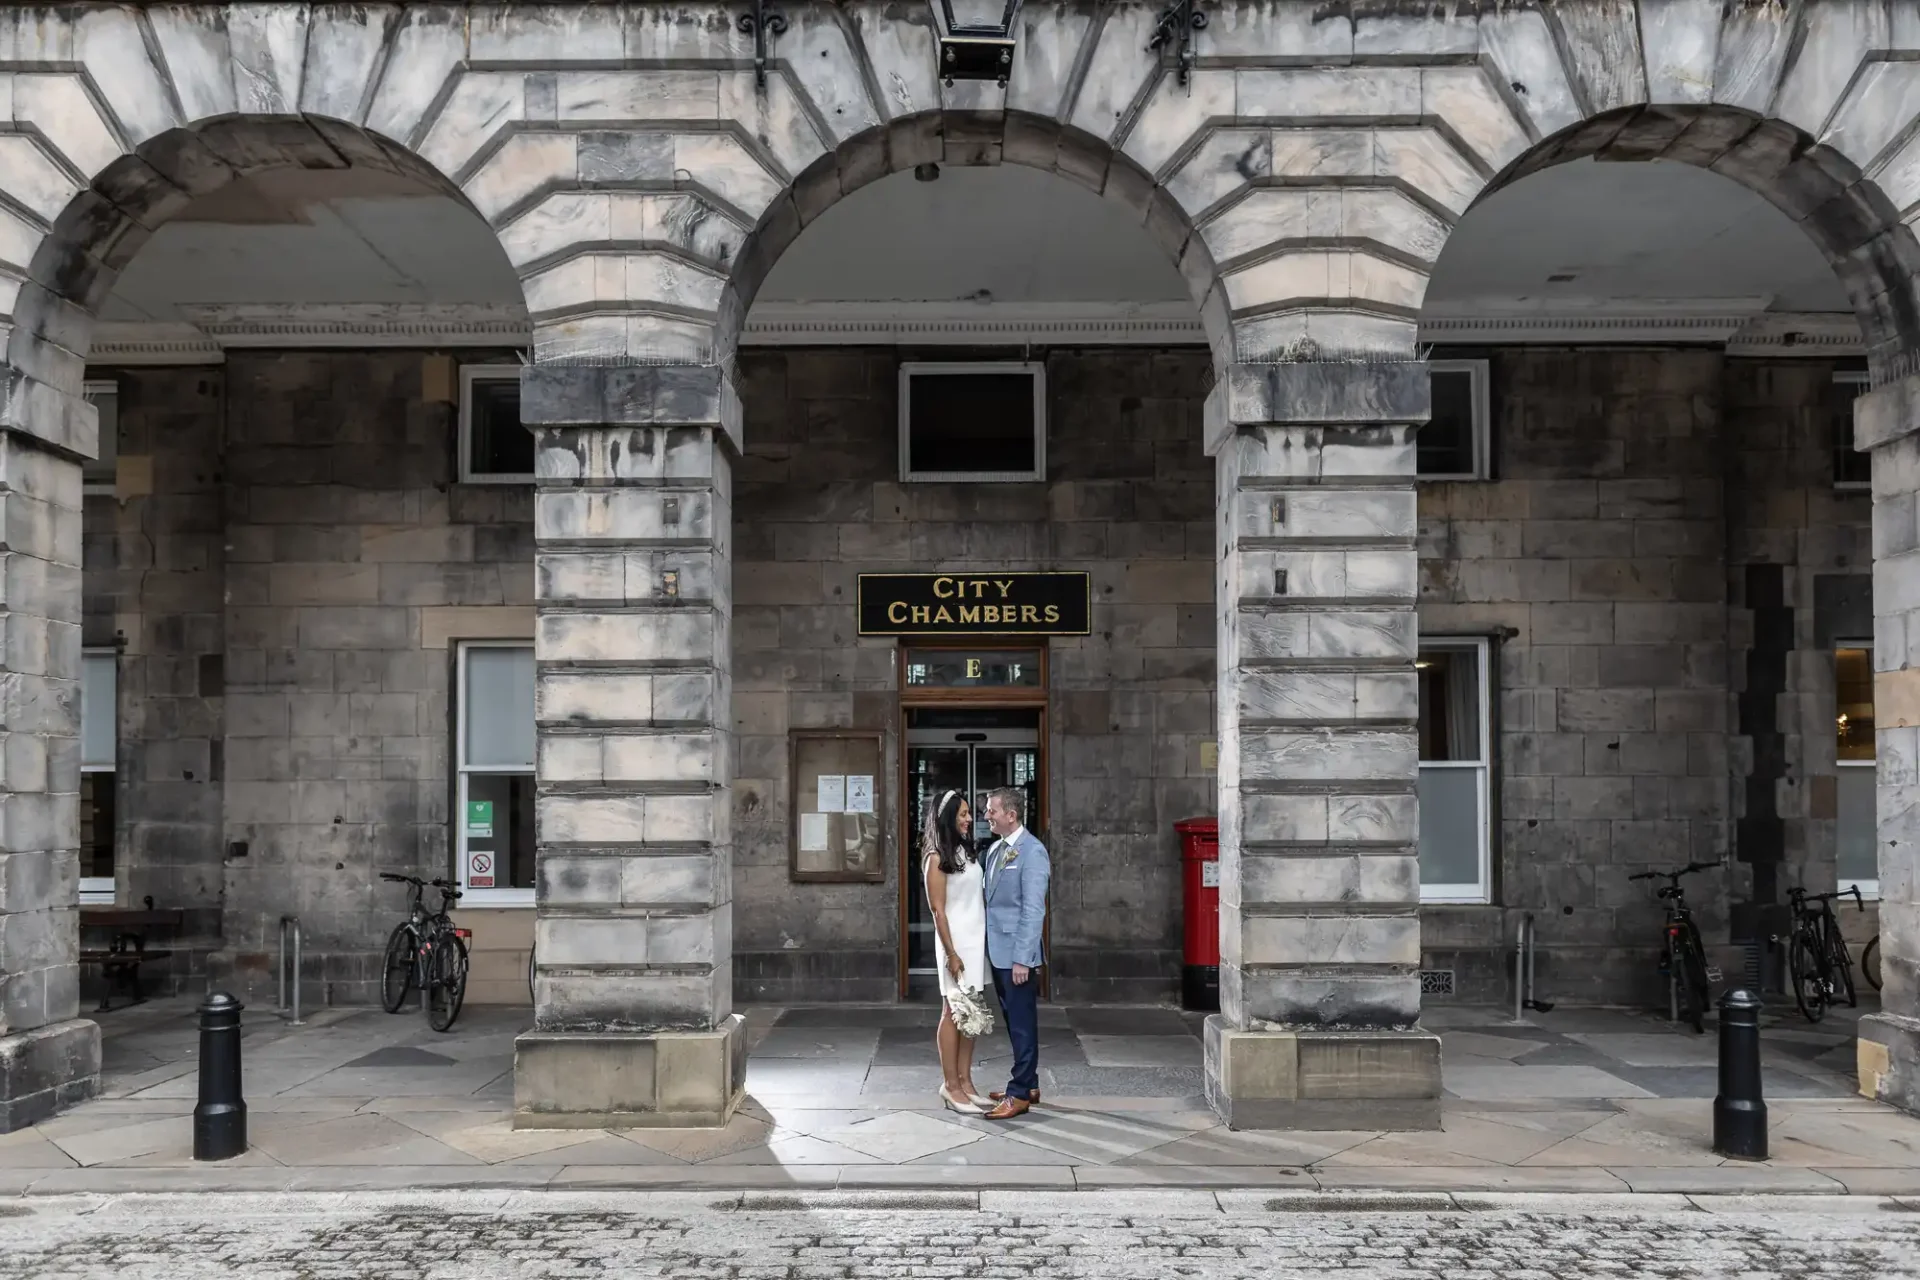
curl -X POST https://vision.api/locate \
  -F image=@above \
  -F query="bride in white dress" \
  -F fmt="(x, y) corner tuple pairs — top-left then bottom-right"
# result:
(922, 789), (991, 1113)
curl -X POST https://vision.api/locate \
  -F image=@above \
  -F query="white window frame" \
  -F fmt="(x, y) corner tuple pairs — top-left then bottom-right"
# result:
(898, 361), (1046, 483)
(459, 364), (532, 485)
(1834, 370), (1871, 494)
(79, 649), (117, 905)
(1419, 359), (1490, 482)
(1418, 636), (1493, 905)
(1836, 639), (1878, 900)
(82, 379), (118, 496)
(455, 639), (536, 906)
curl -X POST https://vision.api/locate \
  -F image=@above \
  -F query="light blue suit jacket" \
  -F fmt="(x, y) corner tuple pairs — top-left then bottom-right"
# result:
(982, 827), (1049, 970)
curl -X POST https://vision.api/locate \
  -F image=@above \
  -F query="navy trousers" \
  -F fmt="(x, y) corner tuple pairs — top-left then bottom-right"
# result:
(991, 965), (1040, 1101)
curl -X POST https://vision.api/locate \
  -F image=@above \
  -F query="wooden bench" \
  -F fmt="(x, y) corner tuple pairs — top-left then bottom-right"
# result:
(79, 898), (184, 1011)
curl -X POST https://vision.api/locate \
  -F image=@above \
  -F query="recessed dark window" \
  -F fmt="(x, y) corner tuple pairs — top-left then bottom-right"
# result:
(1831, 371), (1870, 489)
(83, 383), (117, 491)
(900, 364), (1043, 481)
(463, 371), (533, 481)
(1418, 363), (1484, 479)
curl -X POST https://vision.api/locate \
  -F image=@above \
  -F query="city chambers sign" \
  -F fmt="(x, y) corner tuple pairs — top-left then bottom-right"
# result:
(857, 573), (1091, 636)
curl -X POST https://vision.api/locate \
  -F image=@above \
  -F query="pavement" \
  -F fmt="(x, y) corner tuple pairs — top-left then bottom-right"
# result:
(1, 1190), (1919, 1278)
(2, 994), (1917, 1196)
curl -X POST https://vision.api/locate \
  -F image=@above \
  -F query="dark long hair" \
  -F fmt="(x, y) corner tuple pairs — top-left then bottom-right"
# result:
(921, 788), (971, 877)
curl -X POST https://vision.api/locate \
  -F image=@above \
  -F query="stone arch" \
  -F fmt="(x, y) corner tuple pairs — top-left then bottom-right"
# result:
(713, 109), (1234, 366)
(1464, 104), (1920, 379)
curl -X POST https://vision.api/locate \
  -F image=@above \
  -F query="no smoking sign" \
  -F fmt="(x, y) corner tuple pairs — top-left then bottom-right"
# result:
(469, 851), (494, 888)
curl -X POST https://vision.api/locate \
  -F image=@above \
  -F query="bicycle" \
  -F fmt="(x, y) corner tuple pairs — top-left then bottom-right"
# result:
(1629, 861), (1721, 1033)
(379, 872), (471, 1032)
(1864, 935), (1883, 992)
(1786, 885), (1863, 1023)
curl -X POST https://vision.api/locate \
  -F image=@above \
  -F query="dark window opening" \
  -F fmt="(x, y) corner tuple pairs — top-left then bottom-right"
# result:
(81, 773), (114, 881)
(1831, 373), (1870, 488)
(903, 368), (1040, 479)
(1418, 366), (1480, 478)
(467, 376), (533, 478)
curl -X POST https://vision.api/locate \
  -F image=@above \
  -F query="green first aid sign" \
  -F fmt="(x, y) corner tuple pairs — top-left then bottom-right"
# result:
(466, 801), (494, 838)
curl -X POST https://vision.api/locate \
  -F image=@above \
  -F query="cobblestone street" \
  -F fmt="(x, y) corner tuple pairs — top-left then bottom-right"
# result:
(0, 1191), (1916, 1278)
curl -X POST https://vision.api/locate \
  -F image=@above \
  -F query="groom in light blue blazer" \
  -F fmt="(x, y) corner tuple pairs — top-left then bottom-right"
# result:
(980, 786), (1049, 1119)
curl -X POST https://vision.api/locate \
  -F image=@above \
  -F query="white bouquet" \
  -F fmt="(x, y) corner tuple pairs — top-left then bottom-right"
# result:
(947, 985), (995, 1039)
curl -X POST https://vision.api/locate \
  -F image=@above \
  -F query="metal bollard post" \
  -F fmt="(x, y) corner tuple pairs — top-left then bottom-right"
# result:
(192, 992), (247, 1161)
(1713, 988), (1767, 1161)
(277, 916), (304, 1026)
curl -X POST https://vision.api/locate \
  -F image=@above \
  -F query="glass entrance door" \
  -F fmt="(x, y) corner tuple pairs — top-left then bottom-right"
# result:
(904, 714), (1041, 980)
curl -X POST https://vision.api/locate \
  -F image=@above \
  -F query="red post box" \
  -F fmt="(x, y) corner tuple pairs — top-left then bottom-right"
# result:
(1176, 817), (1219, 1011)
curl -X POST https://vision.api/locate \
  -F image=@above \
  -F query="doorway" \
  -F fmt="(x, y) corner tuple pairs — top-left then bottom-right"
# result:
(896, 645), (1048, 999)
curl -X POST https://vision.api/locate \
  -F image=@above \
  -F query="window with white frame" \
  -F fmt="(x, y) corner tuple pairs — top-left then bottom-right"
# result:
(1418, 360), (1489, 481)
(456, 642), (536, 902)
(459, 365), (533, 484)
(899, 362), (1045, 482)
(1418, 639), (1491, 903)
(1836, 643), (1877, 898)
(1833, 369), (1870, 491)
(83, 380), (118, 495)
(80, 650), (117, 903)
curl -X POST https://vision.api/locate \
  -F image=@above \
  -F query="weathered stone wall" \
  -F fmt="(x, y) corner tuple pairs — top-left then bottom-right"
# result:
(1416, 350), (1870, 1006)
(1722, 360), (1877, 943)
(731, 347), (1216, 1004)
(81, 367), (227, 994)
(81, 352), (534, 1006)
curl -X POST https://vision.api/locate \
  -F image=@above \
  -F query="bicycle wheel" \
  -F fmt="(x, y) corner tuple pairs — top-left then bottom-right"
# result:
(1790, 933), (1828, 1023)
(1823, 920), (1858, 1008)
(426, 933), (469, 1033)
(380, 923), (415, 1014)
(1865, 936), (1883, 992)
(1673, 936), (1710, 1033)
(526, 944), (536, 1004)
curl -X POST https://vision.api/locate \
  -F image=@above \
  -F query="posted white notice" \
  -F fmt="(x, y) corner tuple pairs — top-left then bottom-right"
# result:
(817, 775), (846, 813)
(799, 812), (830, 852)
(846, 775), (875, 814)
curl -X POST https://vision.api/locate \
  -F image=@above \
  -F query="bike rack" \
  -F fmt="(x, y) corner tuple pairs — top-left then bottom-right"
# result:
(276, 915), (305, 1026)
(1511, 914), (1554, 1022)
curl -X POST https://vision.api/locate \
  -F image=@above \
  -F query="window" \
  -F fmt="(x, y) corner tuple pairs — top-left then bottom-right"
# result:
(1417, 639), (1491, 903)
(456, 642), (536, 902)
(80, 650), (117, 903)
(83, 380), (117, 495)
(899, 362), (1045, 482)
(1836, 644), (1877, 898)
(1418, 360), (1489, 481)
(459, 365), (533, 483)
(1832, 369), (1870, 491)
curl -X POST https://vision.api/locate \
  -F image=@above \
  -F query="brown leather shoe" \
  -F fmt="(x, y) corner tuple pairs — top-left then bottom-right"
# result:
(989, 1090), (1040, 1106)
(984, 1096), (1032, 1119)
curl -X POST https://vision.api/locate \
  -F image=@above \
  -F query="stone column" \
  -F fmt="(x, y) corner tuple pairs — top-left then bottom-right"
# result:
(513, 364), (742, 1129)
(1204, 361), (1441, 1131)
(0, 368), (98, 1132)
(1857, 373), (1920, 1112)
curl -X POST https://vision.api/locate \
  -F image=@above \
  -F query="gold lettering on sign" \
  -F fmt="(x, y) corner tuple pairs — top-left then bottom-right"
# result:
(995, 579), (1014, 598)
(935, 606), (954, 624)
(888, 602), (909, 624)
(933, 577), (955, 599)
(912, 606), (931, 624)
(1020, 606), (1039, 624)
(960, 606), (980, 624)
(966, 659), (983, 678)
(1044, 605), (1061, 623)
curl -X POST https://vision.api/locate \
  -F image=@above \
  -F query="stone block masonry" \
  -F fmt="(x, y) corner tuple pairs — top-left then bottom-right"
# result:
(0, 367), (99, 1131)
(729, 348), (1216, 1004)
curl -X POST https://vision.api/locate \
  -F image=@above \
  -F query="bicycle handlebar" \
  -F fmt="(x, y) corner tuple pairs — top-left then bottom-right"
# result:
(1790, 885), (1866, 909)
(1627, 861), (1720, 883)
(379, 872), (462, 895)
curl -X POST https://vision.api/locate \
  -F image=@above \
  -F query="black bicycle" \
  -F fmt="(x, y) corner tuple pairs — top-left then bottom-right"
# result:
(379, 873), (471, 1032)
(1786, 885), (1863, 1023)
(1629, 861), (1719, 1033)
(1865, 935), (1883, 992)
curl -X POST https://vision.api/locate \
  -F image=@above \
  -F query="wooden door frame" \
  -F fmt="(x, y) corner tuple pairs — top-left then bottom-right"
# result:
(895, 639), (1051, 1000)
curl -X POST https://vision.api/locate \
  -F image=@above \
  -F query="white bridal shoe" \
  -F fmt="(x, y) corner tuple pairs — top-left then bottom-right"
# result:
(939, 1084), (974, 1114)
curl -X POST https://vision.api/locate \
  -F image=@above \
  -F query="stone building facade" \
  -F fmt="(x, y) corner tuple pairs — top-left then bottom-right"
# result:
(7, 2), (1920, 1136)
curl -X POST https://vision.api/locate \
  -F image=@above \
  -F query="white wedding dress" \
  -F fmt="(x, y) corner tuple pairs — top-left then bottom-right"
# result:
(925, 852), (988, 1002)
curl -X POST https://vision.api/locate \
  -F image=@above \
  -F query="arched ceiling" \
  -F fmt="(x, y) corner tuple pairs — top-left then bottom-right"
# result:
(92, 153), (1855, 355)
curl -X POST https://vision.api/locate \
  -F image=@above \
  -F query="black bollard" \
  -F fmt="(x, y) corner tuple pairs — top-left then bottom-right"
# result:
(192, 992), (247, 1161)
(1713, 988), (1766, 1161)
